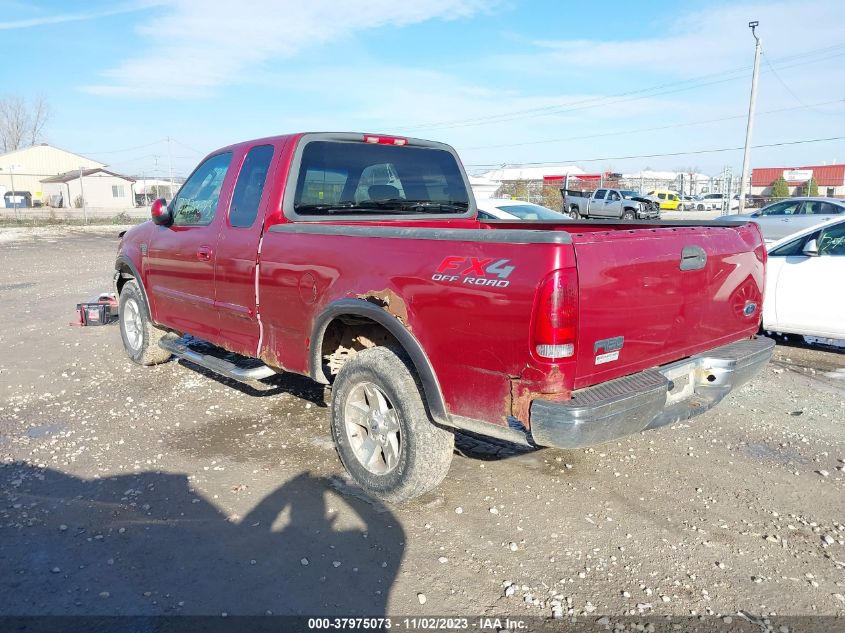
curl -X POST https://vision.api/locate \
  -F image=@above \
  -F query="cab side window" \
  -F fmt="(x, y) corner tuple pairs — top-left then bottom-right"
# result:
(594, 189), (607, 200)
(229, 145), (274, 228)
(761, 200), (801, 216)
(769, 231), (819, 257)
(608, 191), (621, 201)
(172, 152), (233, 226)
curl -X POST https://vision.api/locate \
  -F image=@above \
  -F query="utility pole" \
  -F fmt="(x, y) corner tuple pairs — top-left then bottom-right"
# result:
(738, 21), (761, 215)
(10, 165), (18, 220)
(167, 136), (174, 201)
(78, 166), (88, 224)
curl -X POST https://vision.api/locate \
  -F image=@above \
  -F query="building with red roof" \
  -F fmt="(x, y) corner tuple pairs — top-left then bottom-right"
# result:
(751, 164), (845, 198)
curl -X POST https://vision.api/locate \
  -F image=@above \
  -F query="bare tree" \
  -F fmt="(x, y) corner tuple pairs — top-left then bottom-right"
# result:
(27, 94), (49, 147)
(0, 94), (50, 153)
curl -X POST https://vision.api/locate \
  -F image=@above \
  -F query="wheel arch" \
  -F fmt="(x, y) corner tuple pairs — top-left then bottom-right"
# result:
(114, 256), (152, 314)
(311, 299), (448, 424)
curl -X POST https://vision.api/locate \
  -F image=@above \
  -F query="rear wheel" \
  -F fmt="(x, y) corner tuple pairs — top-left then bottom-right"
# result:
(330, 347), (454, 503)
(568, 205), (581, 219)
(697, 203), (705, 211)
(119, 280), (172, 366)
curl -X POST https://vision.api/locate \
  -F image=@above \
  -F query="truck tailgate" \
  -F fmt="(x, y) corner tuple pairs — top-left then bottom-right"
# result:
(571, 224), (766, 390)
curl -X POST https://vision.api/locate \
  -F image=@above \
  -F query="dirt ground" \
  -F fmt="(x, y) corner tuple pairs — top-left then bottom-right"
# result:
(0, 226), (843, 624)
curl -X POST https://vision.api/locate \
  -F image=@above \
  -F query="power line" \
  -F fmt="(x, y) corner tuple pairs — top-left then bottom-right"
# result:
(761, 50), (836, 115)
(76, 139), (167, 155)
(463, 135), (845, 169)
(397, 43), (845, 132)
(169, 138), (205, 155)
(458, 99), (844, 152)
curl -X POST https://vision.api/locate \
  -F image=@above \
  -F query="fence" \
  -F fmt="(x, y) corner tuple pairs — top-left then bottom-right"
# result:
(0, 206), (148, 222)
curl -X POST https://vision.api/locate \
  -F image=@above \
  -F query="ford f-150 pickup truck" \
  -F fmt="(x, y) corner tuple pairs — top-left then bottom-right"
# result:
(114, 132), (774, 502)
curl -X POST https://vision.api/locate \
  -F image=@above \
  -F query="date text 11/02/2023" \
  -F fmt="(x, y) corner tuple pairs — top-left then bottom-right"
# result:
(306, 616), (527, 629)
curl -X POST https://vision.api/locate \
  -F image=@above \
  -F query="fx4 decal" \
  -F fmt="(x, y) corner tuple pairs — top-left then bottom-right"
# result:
(432, 256), (515, 288)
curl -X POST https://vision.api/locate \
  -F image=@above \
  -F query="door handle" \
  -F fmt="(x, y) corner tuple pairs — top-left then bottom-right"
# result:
(196, 246), (213, 261)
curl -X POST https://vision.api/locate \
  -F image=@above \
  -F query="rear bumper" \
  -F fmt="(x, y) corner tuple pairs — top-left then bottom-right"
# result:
(529, 336), (775, 449)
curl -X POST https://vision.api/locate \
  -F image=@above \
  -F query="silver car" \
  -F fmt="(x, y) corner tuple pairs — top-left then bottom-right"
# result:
(725, 197), (845, 242)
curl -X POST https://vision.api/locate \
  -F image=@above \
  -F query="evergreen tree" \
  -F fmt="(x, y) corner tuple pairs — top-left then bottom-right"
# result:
(771, 176), (789, 199)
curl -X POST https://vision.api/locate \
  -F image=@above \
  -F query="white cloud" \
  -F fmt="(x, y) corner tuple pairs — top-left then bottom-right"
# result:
(0, 1), (164, 30)
(83, 0), (493, 96)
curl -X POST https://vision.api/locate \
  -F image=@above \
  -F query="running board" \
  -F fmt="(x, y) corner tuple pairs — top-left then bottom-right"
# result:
(159, 338), (276, 383)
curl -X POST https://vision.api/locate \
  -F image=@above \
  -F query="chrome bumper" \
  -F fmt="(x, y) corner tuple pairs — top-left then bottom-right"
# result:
(529, 336), (775, 449)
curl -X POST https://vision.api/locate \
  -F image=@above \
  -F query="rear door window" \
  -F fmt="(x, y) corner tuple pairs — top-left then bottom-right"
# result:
(594, 189), (607, 200)
(292, 140), (469, 216)
(229, 145), (274, 228)
(804, 201), (841, 216)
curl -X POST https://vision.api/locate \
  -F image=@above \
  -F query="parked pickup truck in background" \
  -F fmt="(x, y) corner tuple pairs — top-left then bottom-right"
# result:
(114, 132), (774, 502)
(562, 188), (660, 220)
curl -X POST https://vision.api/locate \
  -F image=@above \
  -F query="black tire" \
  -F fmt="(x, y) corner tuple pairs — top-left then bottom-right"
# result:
(697, 204), (705, 211)
(330, 347), (454, 503)
(622, 209), (636, 221)
(570, 205), (582, 218)
(118, 280), (172, 366)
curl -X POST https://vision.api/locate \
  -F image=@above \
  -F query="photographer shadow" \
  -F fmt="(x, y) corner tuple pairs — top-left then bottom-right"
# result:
(0, 463), (403, 617)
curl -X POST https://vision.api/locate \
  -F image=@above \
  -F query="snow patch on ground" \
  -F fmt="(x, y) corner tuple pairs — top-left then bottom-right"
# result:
(0, 225), (136, 244)
(823, 368), (845, 380)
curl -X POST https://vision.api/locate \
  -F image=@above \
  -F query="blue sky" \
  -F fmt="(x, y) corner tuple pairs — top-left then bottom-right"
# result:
(1, 0), (843, 178)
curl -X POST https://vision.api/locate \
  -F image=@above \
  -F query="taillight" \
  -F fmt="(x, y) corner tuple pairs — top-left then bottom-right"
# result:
(363, 134), (408, 146)
(533, 269), (578, 360)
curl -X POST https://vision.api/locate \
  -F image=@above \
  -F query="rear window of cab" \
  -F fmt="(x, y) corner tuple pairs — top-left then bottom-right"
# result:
(292, 141), (470, 216)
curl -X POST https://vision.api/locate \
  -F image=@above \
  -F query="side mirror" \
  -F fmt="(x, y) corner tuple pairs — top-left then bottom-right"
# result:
(150, 198), (172, 226)
(802, 239), (819, 256)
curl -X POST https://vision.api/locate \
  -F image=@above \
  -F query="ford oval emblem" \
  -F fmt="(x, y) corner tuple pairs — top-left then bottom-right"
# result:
(743, 302), (757, 317)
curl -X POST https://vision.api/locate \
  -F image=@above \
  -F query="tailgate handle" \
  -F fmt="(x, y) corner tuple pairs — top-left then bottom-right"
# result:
(680, 245), (706, 271)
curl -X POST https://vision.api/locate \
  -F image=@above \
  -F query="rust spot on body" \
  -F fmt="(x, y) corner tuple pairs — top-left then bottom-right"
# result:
(357, 289), (409, 326)
(509, 366), (570, 425)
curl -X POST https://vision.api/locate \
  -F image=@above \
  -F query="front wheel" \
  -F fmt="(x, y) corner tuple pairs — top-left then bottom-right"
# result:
(330, 347), (454, 503)
(119, 280), (172, 366)
(697, 204), (705, 211)
(622, 209), (636, 221)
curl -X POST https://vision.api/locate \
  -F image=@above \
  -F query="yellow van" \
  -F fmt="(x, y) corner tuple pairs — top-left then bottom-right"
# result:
(647, 190), (681, 210)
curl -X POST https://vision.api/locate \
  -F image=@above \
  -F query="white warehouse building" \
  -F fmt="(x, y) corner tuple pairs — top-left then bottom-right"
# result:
(40, 168), (136, 209)
(0, 144), (105, 207)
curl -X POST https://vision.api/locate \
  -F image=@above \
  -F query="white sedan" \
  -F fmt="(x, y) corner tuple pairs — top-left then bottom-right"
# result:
(475, 198), (566, 221)
(763, 216), (845, 341)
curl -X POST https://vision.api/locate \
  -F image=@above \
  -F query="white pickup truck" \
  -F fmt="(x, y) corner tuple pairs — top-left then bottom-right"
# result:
(563, 188), (660, 220)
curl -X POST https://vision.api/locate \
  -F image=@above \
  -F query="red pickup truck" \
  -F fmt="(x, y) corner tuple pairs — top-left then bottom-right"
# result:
(114, 132), (774, 502)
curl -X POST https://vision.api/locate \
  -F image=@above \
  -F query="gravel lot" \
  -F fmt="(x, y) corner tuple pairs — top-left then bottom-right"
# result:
(0, 226), (843, 624)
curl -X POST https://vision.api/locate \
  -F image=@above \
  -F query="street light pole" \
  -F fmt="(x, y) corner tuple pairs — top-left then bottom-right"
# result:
(738, 21), (761, 215)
